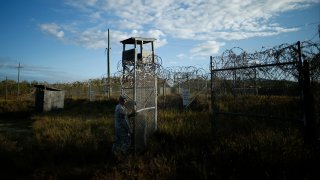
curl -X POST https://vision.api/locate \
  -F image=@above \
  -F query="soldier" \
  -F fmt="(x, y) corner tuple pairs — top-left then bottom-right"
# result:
(112, 95), (135, 155)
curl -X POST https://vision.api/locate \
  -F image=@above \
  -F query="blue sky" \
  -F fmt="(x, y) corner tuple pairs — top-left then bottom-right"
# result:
(0, 0), (319, 83)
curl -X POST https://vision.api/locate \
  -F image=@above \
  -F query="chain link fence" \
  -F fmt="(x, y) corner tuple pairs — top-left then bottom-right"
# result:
(210, 41), (320, 140)
(157, 66), (209, 110)
(119, 52), (160, 152)
(0, 80), (35, 101)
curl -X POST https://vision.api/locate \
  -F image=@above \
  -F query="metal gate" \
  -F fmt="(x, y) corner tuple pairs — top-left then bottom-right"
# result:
(120, 37), (158, 152)
(210, 41), (319, 139)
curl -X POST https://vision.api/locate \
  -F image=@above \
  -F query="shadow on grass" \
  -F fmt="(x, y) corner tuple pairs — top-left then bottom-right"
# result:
(0, 99), (319, 179)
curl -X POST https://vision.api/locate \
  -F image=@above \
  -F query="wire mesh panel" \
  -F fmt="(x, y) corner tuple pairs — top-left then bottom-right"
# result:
(210, 42), (320, 123)
(119, 37), (159, 152)
(167, 66), (209, 108)
(210, 41), (320, 144)
(134, 59), (157, 152)
(210, 41), (320, 132)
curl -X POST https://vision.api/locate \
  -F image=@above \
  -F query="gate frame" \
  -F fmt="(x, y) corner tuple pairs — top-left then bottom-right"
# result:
(210, 41), (317, 143)
(120, 37), (158, 152)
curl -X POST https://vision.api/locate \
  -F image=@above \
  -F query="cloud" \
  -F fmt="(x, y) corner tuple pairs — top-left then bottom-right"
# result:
(21, 65), (85, 82)
(0, 57), (19, 69)
(89, 12), (102, 21)
(116, 19), (143, 30)
(144, 29), (167, 48)
(177, 53), (187, 60)
(100, 0), (315, 41)
(66, 28), (166, 50)
(40, 23), (64, 39)
(113, 29), (167, 48)
(64, 0), (98, 9)
(0, 61), (85, 83)
(40, 0), (318, 52)
(191, 41), (226, 57)
(76, 29), (106, 49)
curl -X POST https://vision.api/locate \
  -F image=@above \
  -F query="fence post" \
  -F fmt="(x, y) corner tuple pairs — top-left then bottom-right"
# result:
(297, 41), (316, 145)
(297, 41), (304, 122)
(210, 56), (216, 133)
(303, 61), (316, 144)
(163, 80), (166, 109)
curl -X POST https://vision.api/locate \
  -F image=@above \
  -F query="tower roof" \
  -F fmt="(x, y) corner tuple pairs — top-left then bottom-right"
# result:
(120, 37), (156, 45)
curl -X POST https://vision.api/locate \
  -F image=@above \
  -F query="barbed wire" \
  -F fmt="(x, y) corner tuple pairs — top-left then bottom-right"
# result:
(211, 41), (320, 82)
(117, 54), (163, 89)
(210, 41), (320, 98)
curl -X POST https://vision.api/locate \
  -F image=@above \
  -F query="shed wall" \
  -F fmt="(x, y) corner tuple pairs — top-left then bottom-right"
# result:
(35, 89), (65, 112)
(43, 90), (65, 111)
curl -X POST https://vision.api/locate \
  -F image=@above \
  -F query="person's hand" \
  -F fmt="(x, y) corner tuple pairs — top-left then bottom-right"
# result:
(129, 110), (136, 118)
(131, 110), (136, 116)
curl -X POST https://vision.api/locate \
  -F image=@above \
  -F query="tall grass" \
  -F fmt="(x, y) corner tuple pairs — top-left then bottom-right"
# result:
(0, 100), (33, 113)
(33, 117), (112, 151)
(216, 95), (302, 120)
(0, 99), (318, 179)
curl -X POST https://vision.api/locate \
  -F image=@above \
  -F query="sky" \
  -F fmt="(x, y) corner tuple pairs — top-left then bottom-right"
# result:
(0, 0), (319, 83)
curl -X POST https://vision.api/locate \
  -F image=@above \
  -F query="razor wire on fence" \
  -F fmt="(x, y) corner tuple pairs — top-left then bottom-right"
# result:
(302, 41), (320, 82)
(116, 57), (211, 109)
(157, 66), (209, 108)
(210, 41), (320, 125)
(0, 80), (35, 101)
(117, 37), (160, 152)
(0, 65), (211, 110)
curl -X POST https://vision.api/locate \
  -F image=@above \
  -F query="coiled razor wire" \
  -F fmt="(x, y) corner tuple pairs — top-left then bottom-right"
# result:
(210, 41), (320, 121)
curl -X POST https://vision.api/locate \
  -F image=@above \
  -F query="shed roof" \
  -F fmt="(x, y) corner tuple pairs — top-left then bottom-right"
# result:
(34, 84), (62, 91)
(120, 37), (156, 45)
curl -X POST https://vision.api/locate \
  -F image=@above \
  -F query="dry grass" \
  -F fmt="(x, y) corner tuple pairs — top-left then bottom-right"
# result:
(0, 98), (319, 179)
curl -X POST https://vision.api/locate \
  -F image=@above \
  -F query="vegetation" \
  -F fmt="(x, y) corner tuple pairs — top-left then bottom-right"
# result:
(214, 95), (302, 120)
(0, 97), (319, 179)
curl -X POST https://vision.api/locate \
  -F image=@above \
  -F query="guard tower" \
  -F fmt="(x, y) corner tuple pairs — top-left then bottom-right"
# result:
(120, 37), (158, 152)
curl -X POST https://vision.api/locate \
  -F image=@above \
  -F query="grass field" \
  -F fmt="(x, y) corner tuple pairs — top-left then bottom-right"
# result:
(0, 98), (319, 179)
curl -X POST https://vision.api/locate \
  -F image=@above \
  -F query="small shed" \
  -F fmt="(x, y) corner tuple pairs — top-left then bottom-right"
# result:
(34, 85), (65, 112)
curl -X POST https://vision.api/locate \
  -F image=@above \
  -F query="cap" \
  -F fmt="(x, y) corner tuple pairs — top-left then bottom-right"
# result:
(119, 95), (127, 101)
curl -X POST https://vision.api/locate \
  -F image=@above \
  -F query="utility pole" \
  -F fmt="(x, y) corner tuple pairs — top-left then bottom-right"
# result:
(88, 79), (92, 102)
(107, 29), (111, 99)
(5, 76), (8, 101)
(17, 62), (23, 98)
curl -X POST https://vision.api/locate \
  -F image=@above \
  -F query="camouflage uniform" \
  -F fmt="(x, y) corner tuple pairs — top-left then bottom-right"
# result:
(112, 103), (132, 155)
